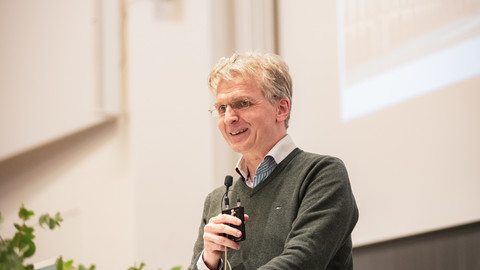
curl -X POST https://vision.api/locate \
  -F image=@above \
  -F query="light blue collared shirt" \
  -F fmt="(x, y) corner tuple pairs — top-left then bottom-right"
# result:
(236, 134), (297, 188)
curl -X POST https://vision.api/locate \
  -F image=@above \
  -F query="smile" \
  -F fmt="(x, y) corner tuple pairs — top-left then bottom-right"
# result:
(230, 128), (248, 136)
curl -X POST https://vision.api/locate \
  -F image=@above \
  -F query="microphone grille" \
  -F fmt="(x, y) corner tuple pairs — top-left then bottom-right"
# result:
(224, 175), (233, 187)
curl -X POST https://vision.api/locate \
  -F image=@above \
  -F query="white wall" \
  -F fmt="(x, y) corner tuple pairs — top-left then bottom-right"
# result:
(0, 0), (105, 161)
(0, 0), (136, 269)
(0, 120), (136, 269)
(0, 0), (216, 269)
(278, 0), (480, 245)
(126, 0), (215, 267)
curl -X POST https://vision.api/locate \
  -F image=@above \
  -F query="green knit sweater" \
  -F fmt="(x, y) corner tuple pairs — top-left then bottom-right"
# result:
(188, 148), (359, 270)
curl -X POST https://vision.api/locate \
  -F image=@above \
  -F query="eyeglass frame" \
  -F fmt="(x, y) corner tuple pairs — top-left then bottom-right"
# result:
(208, 98), (260, 117)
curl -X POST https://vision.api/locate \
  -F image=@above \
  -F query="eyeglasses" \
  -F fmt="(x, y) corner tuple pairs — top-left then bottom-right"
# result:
(209, 98), (258, 117)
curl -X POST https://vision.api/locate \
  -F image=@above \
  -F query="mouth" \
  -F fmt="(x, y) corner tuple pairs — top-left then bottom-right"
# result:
(230, 128), (248, 136)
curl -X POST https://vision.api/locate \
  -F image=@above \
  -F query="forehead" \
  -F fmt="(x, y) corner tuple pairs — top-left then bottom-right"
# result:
(215, 76), (263, 101)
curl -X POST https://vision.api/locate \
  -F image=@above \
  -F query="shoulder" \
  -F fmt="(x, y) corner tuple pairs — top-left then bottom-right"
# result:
(292, 149), (347, 172)
(283, 150), (352, 195)
(299, 151), (343, 162)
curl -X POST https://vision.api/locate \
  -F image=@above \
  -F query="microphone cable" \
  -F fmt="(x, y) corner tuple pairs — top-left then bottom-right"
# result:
(224, 246), (232, 270)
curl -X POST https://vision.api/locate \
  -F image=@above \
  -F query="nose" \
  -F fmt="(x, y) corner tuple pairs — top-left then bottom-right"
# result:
(223, 105), (238, 124)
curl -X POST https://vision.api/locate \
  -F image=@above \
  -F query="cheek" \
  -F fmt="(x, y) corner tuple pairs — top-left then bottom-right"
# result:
(217, 119), (223, 131)
(217, 119), (227, 136)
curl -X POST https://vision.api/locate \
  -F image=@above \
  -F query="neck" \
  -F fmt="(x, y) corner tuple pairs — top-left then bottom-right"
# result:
(242, 133), (287, 178)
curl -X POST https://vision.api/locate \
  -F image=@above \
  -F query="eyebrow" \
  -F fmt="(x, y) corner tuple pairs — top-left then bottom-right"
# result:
(214, 96), (253, 107)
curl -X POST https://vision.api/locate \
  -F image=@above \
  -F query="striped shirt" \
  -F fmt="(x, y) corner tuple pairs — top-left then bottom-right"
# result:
(236, 134), (297, 188)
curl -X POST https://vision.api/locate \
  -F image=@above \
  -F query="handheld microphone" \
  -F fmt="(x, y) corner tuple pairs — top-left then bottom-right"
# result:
(222, 175), (246, 242)
(224, 175), (233, 208)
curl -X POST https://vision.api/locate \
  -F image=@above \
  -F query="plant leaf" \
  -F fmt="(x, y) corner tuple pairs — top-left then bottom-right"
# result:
(128, 262), (146, 270)
(39, 213), (63, 230)
(18, 240), (36, 258)
(56, 256), (64, 270)
(18, 204), (34, 221)
(64, 259), (74, 269)
(55, 212), (63, 224)
(39, 214), (48, 228)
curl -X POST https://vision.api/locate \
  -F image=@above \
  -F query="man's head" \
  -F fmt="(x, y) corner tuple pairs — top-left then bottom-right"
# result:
(208, 52), (292, 158)
(208, 52), (293, 129)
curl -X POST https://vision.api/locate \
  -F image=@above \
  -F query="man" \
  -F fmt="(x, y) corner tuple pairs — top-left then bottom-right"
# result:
(188, 52), (358, 270)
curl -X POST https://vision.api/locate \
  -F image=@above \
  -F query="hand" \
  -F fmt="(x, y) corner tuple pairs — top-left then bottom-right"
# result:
(202, 213), (249, 269)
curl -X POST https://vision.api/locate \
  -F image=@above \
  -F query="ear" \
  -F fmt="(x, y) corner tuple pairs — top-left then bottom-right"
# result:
(276, 98), (290, 123)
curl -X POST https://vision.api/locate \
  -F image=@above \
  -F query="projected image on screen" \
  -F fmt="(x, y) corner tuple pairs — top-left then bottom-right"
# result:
(337, 0), (480, 122)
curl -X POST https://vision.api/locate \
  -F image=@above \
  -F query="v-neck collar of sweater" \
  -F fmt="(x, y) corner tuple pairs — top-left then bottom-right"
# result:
(234, 148), (303, 197)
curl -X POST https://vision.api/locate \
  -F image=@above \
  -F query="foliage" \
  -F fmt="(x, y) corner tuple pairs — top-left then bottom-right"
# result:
(127, 262), (145, 270)
(56, 256), (95, 270)
(1, 205), (181, 270)
(129, 262), (182, 270)
(0, 204), (63, 270)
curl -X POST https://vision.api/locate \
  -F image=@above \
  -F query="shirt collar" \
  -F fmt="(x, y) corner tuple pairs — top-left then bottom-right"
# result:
(235, 134), (296, 179)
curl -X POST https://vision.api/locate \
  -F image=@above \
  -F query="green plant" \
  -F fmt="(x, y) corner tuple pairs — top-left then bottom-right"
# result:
(129, 262), (182, 270)
(1, 204), (58, 269)
(56, 256), (95, 270)
(0, 204), (94, 270)
(1, 205), (182, 270)
(127, 262), (145, 270)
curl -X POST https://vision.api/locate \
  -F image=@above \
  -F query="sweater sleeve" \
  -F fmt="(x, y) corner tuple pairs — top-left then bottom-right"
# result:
(187, 193), (211, 270)
(259, 156), (359, 270)
(188, 188), (226, 270)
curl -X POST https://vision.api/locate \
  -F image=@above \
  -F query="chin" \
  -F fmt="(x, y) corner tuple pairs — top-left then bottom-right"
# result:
(227, 142), (247, 154)
(228, 145), (242, 153)
(226, 134), (252, 154)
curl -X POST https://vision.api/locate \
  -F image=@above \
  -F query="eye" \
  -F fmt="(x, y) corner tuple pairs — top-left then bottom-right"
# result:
(240, 100), (251, 108)
(235, 99), (252, 109)
(217, 104), (227, 114)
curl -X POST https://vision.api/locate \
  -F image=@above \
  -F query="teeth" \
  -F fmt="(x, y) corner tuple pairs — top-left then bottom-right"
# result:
(231, 128), (247, 135)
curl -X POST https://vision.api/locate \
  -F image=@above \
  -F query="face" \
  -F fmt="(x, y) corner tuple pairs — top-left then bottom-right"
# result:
(215, 75), (289, 159)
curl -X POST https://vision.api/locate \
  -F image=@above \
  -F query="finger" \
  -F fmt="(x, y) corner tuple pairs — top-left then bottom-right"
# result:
(204, 222), (243, 240)
(209, 214), (243, 226)
(244, 214), (249, 224)
(205, 233), (241, 250)
(204, 227), (241, 251)
(204, 237), (231, 253)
